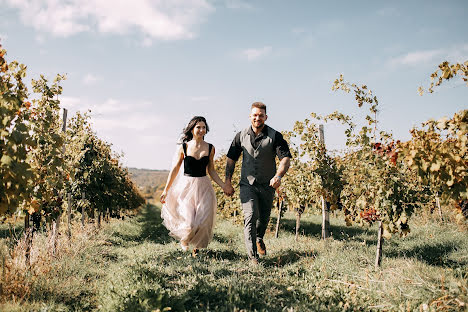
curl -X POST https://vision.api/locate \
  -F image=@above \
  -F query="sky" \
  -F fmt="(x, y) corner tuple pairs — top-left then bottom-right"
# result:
(1, 0), (467, 170)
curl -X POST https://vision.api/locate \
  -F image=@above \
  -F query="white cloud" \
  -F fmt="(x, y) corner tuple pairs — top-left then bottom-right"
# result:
(389, 45), (468, 67)
(60, 96), (129, 115)
(389, 49), (443, 67)
(242, 46), (272, 61)
(4, 0), (214, 40)
(60, 96), (84, 110)
(82, 73), (100, 85)
(445, 44), (468, 63)
(59, 96), (165, 130)
(225, 0), (253, 10)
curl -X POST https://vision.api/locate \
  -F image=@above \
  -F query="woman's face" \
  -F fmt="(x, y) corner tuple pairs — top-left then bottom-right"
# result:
(191, 121), (207, 138)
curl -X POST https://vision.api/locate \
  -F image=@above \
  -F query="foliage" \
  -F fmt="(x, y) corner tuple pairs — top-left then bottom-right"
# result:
(418, 60), (468, 95)
(27, 74), (67, 221)
(0, 49), (35, 216)
(1, 46), (144, 224)
(410, 60), (468, 221)
(401, 110), (467, 201)
(66, 112), (144, 217)
(283, 113), (351, 214)
(332, 76), (417, 237)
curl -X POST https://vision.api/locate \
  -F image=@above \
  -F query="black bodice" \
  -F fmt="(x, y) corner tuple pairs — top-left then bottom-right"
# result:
(183, 143), (212, 177)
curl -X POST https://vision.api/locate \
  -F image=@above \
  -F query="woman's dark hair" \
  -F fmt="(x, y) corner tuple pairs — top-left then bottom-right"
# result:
(180, 116), (209, 143)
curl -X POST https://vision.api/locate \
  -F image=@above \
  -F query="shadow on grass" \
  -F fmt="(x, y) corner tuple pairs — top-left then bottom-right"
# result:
(203, 249), (244, 261)
(263, 249), (318, 268)
(109, 204), (172, 245)
(385, 241), (467, 268)
(139, 204), (173, 244)
(212, 233), (231, 244)
(0, 224), (24, 240)
(273, 217), (374, 242)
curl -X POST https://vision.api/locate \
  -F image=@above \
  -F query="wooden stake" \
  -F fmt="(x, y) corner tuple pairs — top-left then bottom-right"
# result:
(67, 193), (72, 239)
(375, 220), (383, 267)
(435, 193), (443, 222)
(81, 192), (85, 227)
(319, 124), (330, 239)
(24, 213), (32, 267)
(97, 211), (101, 229)
(295, 212), (301, 242)
(275, 199), (283, 238)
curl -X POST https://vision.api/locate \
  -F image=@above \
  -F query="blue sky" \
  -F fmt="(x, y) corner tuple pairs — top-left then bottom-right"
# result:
(1, 0), (467, 170)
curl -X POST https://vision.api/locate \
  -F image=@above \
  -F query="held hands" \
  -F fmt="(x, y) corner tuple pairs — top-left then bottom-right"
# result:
(269, 176), (282, 189)
(223, 181), (235, 197)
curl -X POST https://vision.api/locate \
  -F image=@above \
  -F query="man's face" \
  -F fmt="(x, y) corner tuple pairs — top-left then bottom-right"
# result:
(249, 107), (267, 129)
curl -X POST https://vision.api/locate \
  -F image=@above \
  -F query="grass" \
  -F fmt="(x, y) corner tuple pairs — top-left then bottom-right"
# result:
(0, 205), (466, 311)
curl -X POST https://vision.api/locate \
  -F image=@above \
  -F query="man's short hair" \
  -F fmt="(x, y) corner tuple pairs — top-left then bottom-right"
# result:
(251, 102), (267, 114)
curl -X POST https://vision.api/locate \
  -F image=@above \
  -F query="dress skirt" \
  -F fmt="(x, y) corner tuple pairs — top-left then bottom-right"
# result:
(161, 175), (217, 248)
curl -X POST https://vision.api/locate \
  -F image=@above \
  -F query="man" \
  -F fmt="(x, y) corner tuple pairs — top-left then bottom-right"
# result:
(225, 102), (291, 263)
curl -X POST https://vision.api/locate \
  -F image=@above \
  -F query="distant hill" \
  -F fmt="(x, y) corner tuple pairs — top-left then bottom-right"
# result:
(128, 168), (169, 201)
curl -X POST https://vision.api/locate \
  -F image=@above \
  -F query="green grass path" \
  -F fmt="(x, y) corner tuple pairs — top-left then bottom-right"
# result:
(94, 204), (467, 311)
(1, 204), (466, 311)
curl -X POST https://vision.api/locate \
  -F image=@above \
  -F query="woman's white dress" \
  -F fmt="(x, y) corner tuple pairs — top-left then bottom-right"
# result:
(161, 143), (216, 249)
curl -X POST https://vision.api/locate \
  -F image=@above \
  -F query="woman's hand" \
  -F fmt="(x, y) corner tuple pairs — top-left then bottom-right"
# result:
(160, 190), (167, 204)
(223, 181), (235, 196)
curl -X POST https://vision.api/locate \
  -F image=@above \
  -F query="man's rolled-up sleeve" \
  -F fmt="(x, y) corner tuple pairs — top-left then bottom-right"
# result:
(226, 132), (242, 161)
(275, 132), (292, 160)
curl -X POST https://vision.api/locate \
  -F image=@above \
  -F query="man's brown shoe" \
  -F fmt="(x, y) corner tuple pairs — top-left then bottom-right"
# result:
(257, 240), (266, 256)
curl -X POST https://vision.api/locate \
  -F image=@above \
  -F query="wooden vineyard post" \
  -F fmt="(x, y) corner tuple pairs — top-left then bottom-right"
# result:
(81, 192), (85, 227)
(97, 210), (101, 229)
(67, 193), (72, 239)
(51, 108), (68, 254)
(319, 125), (330, 239)
(295, 205), (305, 242)
(50, 216), (59, 255)
(375, 220), (383, 267)
(295, 212), (300, 241)
(435, 192), (443, 222)
(275, 198), (284, 238)
(24, 213), (32, 267)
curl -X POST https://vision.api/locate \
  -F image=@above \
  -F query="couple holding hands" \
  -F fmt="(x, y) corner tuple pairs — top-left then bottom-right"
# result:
(160, 102), (291, 263)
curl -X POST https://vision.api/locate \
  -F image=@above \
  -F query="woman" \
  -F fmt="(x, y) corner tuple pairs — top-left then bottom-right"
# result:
(160, 116), (228, 256)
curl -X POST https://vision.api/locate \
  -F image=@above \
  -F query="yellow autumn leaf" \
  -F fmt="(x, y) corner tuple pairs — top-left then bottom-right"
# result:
(430, 162), (441, 172)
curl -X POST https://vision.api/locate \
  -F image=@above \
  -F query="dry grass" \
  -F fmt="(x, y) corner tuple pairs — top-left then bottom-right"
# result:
(0, 220), (109, 310)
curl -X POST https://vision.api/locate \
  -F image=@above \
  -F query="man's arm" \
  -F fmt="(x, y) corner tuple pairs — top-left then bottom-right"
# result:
(270, 131), (292, 189)
(269, 157), (290, 189)
(225, 157), (236, 182)
(276, 156), (291, 178)
(224, 157), (236, 196)
(224, 132), (242, 196)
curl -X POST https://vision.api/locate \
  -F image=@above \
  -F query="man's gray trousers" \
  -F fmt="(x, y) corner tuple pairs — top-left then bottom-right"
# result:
(240, 183), (275, 260)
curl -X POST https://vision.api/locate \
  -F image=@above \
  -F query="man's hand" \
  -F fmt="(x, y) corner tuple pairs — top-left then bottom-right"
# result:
(224, 181), (235, 196)
(269, 176), (281, 189)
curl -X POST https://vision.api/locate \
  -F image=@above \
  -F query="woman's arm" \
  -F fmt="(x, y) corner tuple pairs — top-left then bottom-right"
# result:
(160, 146), (184, 203)
(207, 146), (226, 189)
